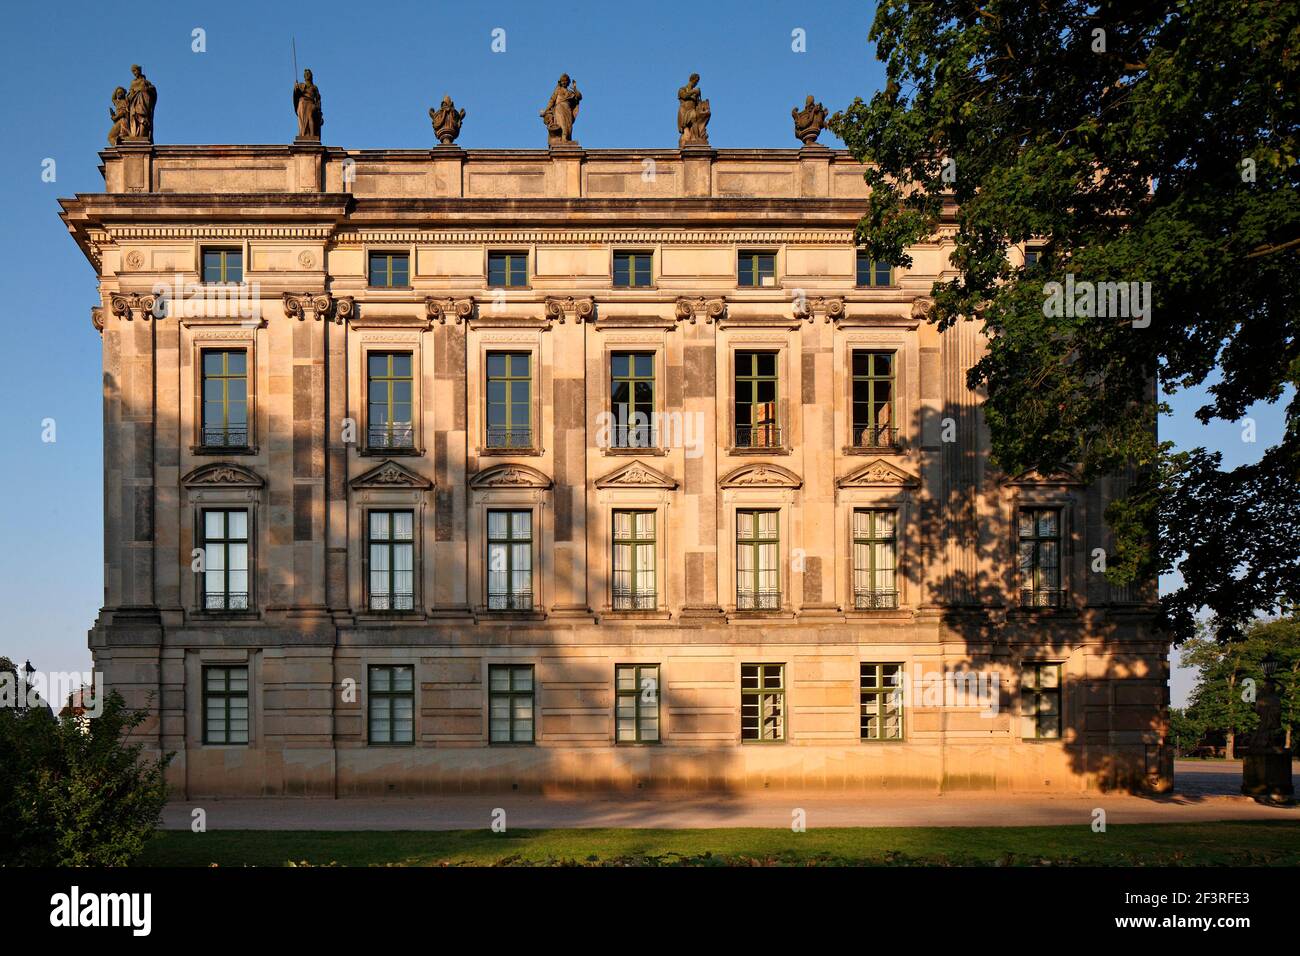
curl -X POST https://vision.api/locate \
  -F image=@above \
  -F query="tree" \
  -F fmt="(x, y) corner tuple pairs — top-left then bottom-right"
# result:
(1167, 706), (1204, 756)
(830, 1), (1299, 643)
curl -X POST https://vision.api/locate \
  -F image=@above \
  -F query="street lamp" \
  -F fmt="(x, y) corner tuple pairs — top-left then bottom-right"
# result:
(1242, 651), (1293, 802)
(19, 660), (34, 713)
(1261, 653), (1279, 678)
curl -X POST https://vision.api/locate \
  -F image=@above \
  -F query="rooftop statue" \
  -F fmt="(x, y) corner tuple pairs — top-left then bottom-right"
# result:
(677, 73), (710, 147)
(430, 95), (466, 145)
(540, 74), (581, 146)
(107, 87), (129, 146)
(793, 95), (828, 145)
(293, 69), (323, 141)
(124, 65), (156, 142)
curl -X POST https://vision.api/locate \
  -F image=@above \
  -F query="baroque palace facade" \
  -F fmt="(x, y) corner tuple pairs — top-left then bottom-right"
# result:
(60, 93), (1170, 796)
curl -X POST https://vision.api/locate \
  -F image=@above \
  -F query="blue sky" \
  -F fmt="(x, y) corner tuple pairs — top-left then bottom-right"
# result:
(0, 0), (1287, 707)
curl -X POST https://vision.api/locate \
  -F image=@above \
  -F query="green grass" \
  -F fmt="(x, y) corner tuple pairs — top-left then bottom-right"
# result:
(139, 821), (1300, 867)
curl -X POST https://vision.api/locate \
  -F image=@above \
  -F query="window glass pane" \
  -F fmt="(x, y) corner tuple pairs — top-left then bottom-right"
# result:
(205, 511), (225, 539)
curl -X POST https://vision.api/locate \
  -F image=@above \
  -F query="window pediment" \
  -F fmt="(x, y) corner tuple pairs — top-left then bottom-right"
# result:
(595, 459), (678, 490)
(469, 463), (553, 490)
(837, 459), (919, 489)
(719, 463), (802, 489)
(350, 459), (432, 490)
(1004, 467), (1083, 487)
(182, 462), (264, 488)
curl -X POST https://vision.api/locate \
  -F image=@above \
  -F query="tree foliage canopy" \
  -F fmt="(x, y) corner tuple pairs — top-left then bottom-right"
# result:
(830, 0), (1299, 641)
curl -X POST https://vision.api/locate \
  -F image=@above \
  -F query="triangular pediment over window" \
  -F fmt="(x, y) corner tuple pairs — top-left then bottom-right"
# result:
(1003, 467), (1083, 487)
(595, 460), (678, 490)
(469, 463), (554, 490)
(836, 459), (920, 489)
(719, 463), (802, 489)
(350, 459), (432, 490)
(181, 462), (265, 488)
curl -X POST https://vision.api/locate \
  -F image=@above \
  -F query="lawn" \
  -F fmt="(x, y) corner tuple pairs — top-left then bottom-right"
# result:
(139, 821), (1300, 867)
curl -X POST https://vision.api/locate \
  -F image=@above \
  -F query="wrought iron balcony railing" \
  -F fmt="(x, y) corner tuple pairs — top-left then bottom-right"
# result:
(607, 425), (658, 450)
(203, 592), (249, 611)
(369, 592), (415, 611)
(734, 425), (782, 449)
(854, 589), (899, 610)
(1020, 588), (1065, 609)
(201, 425), (249, 447)
(612, 589), (656, 611)
(851, 424), (899, 449)
(485, 426), (533, 450)
(486, 589), (534, 611)
(736, 589), (782, 611)
(368, 423), (415, 449)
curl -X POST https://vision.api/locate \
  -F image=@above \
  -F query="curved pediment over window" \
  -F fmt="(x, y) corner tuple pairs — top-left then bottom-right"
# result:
(350, 459), (432, 490)
(181, 462), (265, 488)
(837, 459), (920, 489)
(595, 459), (678, 490)
(469, 463), (554, 490)
(719, 463), (802, 489)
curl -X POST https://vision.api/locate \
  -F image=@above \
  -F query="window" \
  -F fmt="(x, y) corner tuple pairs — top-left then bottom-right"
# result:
(852, 510), (898, 609)
(1018, 508), (1063, 607)
(741, 663), (784, 741)
(201, 349), (248, 447)
(860, 663), (904, 740)
(850, 350), (896, 448)
(737, 251), (776, 287)
(855, 252), (892, 287)
(485, 352), (532, 449)
(612, 511), (655, 610)
(616, 664), (660, 743)
(201, 509), (249, 611)
(489, 664), (534, 743)
(734, 351), (780, 448)
(610, 351), (655, 448)
(1024, 245), (1044, 267)
(368, 251), (409, 288)
(368, 511), (414, 611)
(1019, 662), (1062, 739)
(368, 664), (414, 744)
(203, 665), (249, 744)
(202, 247), (242, 284)
(613, 251), (653, 288)
(488, 251), (528, 288)
(736, 510), (780, 610)
(367, 352), (414, 449)
(487, 510), (533, 610)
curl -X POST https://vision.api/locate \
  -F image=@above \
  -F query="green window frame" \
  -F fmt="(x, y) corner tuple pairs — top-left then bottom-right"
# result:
(610, 351), (655, 448)
(860, 663), (905, 740)
(487, 510), (533, 610)
(201, 247), (243, 284)
(368, 251), (410, 288)
(487, 251), (528, 288)
(741, 663), (784, 741)
(485, 351), (532, 449)
(203, 665), (249, 745)
(737, 250), (776, 287)
(1018, 507), (1063, 607)
(367, 511), (415, 611)
(613, 251), (653, 288)
(852, 509), (898, 609)
(368, 664), (414, 745)
(850, 349), (896, 447)
(612, 510), (656, 610)
(201, 509), (249, 611)
(736, 509), (780, 610)
(615, 664), (660, 743)
(201, 349), (249, 447)
(367, 352), (414, 449)
(855, 252), (892, 287)
(734, 350), (780, 448)
(1019, 662), (1062, 739)
(489, 664), (534, 743)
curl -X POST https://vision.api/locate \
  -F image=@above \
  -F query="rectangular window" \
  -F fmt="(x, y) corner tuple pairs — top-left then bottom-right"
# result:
(487, 251), (528, 288)
(850, 350), (896, 448)
(855, 252), (892, 287)
(202, 247), (243, 284)
(368, 664), (414, 744)
(612, 511), (656, 610)
(740, 663), (784, 741)
(487, 510), (533, 610)
(1019, 662), (1062, 739)
(734, 351), (780, 448)
(203, 665), (249, 744)
(201, 349), (249, 447)
(1018, 508), (1063, 607)
(613, 251), (653, 288)
(201, 509), (249, 611)
(615, 664), (660, 743)
(860, 663), (904, 740)
(852, 510), (898, 609)
(368, 511), (414, 611)
(737, 251), (776, 287)
(736, 509), (780, 610)
(1024, 246), (1044, 267)
(368, 251), (410, 288)
(609, 351), (655, 448)
(485, 351), (532, 449)
(367, 352), (414, 449)
(489, 664), (534, 743)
